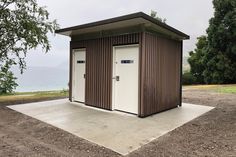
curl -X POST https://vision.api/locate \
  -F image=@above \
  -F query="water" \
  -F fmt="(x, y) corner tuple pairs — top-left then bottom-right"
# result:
(12, 66), (69, 92)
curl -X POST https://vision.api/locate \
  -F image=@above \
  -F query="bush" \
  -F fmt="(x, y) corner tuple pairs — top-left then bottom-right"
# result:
(182, 72), (196, 85)
(0, 62), (18, 94)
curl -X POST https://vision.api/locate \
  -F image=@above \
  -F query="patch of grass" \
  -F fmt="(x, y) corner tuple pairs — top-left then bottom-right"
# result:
(0, 90), (69, 105)
(183, 84), (219, 90)
(183, 84), (236, 94)
(217, 86), (236, 94)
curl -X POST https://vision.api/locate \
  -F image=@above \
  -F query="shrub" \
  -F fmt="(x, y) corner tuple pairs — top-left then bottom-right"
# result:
(182, 72), (196, 85)
(0, 62), (18, 94)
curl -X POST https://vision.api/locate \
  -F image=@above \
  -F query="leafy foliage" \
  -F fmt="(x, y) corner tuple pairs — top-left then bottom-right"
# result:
(150, 10), (167, 23)
(0, 0), (59, 93)
(188, 0), (236, 84)
(0, 0), (59, 73)
(188, 36), (207, 84)
(0, 61), (18, 94)
(182, 72), (197, 85)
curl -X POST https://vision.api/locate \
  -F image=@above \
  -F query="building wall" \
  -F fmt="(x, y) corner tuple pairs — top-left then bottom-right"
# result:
(140, 32), (182, 117)
(70, 33), (141, 110)
(69, 31), (182, 117)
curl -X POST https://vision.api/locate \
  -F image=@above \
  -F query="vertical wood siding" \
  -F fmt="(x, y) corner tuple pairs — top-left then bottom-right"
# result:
(70, 31), (182, 117)
(140, 32), (182, 117)
(70, 33), (140, 110)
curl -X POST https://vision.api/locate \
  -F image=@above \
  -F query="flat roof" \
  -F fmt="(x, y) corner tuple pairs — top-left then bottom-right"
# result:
(56, 12), (190, 40)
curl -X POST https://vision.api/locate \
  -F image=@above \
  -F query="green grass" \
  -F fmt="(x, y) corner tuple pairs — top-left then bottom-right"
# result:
(183, 84), (236, 94)
(217, 86), (236, 94)
(0, 90), (69, 105)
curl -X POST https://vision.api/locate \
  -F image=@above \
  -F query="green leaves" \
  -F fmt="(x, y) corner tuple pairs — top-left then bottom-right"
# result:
(0, 60), (18, 94)
(150, 10), (167, 23)
(0, 0), (59, 93)
(188, 36), (207, 84)
(0, 0), (59, 73)
(189, 0), (236, 84)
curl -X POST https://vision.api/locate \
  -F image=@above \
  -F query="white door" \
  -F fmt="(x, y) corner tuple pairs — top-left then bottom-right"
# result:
(112, 45), (139, 114)
(73, 49), (86, 102)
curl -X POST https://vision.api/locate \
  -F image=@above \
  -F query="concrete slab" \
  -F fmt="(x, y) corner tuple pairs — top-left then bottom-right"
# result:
(8, 99), (214, 155)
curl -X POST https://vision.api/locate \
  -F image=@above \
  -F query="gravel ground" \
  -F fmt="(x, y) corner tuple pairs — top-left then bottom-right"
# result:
(128, 89), (236, 157)
(0, 89), (235, 157)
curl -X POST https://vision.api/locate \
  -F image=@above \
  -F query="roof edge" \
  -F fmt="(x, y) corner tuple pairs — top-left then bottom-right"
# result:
(55, 12), (190, 39)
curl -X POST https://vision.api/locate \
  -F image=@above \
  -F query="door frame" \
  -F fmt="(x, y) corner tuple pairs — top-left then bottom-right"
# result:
(72, 48), (86, 103)
(112, 44), (139, 113)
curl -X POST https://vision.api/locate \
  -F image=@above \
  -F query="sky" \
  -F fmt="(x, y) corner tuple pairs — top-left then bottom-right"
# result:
(26, 0), (214, 67)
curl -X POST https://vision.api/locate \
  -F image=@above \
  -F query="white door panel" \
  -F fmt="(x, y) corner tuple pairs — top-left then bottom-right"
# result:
(113, 45), (139, 114)
(73, 49), (86, 102)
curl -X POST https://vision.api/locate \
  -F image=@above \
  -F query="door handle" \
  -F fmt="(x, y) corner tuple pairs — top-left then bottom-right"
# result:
(116, 76), (120, 81)
(112, 76), (120, 81)
(84, 74), (86, 78)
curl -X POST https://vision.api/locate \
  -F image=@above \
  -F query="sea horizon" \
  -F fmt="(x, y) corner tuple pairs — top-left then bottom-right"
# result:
(12, 65), (69, 93)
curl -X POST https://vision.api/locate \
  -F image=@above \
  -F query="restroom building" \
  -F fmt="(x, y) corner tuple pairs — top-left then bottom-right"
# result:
(55, 12), (189, 117)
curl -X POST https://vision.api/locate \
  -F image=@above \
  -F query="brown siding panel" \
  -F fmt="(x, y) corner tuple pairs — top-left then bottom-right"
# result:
(140, 32), (182, 117)
(69, 45), (73, 101)
(70, 31), (181, 117)
(70, 33), (141, 110)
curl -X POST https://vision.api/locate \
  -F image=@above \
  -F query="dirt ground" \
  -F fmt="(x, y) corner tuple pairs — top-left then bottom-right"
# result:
(127, 89), (236, 157)
(0, 89), (235, 157)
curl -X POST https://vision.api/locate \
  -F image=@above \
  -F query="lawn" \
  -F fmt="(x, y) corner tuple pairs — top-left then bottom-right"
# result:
(183, 84), (236, 94)
(0, 90), (69, 106)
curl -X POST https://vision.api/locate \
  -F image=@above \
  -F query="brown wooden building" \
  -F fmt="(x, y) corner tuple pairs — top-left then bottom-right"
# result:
(56, 12), (189, 117)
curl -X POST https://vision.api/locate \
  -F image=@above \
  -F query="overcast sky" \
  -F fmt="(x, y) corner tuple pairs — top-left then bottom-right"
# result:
(26, 0), (214, 67)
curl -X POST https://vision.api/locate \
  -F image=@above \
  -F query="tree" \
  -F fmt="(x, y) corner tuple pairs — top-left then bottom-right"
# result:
(0, 0), (59, 73)
(203, 0), (236, 84)
(182, 71), (196, 85)
(0, 61), (18, 94)
(150, 10), (167, 23)
(0, 0), (59, 93)
(188, 36), (207, 84)
(188, 0), (236, 84)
